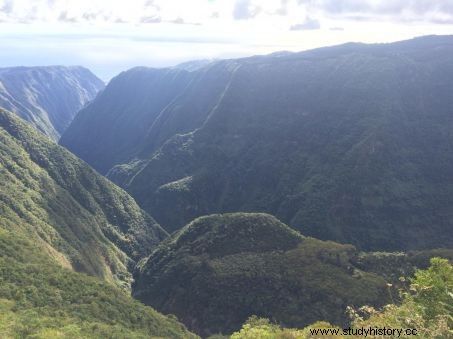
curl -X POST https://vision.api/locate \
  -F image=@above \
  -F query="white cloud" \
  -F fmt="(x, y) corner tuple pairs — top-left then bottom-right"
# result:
(1, 0), (453, 25)
(0, 0), (184, 24)
(290, 16), (320, 30)
(1, 1), (453, 80)
(299, 0), (453, 24)
(233, 0), (261, 20)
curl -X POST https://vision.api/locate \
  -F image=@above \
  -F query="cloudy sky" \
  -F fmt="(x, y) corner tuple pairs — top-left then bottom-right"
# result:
(1, 0), (453, 80)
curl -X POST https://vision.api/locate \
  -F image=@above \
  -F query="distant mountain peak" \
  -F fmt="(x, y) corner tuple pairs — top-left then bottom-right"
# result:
(0, 65), (104, 140)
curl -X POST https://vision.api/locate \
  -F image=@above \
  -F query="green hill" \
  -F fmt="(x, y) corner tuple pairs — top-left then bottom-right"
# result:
(0, 228), (197, 338)
(0, 108), (197, 337)
(0, 108), (167, 288)
(61, 36), (453, 251)
(132, 213), (390, 337)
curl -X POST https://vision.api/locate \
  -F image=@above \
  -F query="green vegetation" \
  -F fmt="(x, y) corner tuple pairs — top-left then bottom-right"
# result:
(350, 257), (453, 338)
(61, 63), (236, 174)
(355, 249), (453, 290)
(4, 38), (453, 338)
(230, 258), (453, 338)
(0, 109), (196, 337)
(123, 35), (453, 250)
(62, 36), (453, 251)
(0, 108), (167, 287)
(0, 228), (198, 338)
(228, 318), (339, 339)
(133, 213), (390, 337)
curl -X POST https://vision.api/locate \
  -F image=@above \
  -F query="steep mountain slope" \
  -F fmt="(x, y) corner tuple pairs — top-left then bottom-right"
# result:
(0, 108), (167, 288)
(61, 62), (238, 174)
(62, 35), (453, 251)
(132, 213), (390, 337)
(0, 66), (104, 140)
(0, 229), (198, 338)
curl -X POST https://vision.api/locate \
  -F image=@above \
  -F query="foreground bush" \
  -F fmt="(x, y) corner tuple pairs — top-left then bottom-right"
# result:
(231, 258), (453, 339)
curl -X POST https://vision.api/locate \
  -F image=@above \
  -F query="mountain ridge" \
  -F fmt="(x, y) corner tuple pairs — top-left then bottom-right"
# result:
(61, 35), (453, 251)
(0, 65), (104, 140)
(0, 108), (167, 288)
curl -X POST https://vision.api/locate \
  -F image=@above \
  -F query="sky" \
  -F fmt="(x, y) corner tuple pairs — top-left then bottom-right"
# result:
(1, 0), (453, 81)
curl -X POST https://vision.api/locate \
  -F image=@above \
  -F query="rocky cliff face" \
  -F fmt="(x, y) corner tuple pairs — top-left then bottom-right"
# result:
(0, 66), (104, 140)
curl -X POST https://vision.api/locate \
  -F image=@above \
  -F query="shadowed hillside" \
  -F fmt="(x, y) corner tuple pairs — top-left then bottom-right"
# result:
(62, 35), (453, 251)
(133, 213), (390, 337)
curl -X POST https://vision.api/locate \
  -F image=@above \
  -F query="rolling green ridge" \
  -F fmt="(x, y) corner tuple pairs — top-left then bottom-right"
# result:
(0, 108), (197, 337)
(0, 228), (198, 338)
(132, 213), (391, 337)
(0, 108), (167, 287)
(61, 35), (453, 251)
(0, 66), (104, 140)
